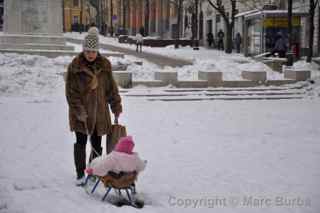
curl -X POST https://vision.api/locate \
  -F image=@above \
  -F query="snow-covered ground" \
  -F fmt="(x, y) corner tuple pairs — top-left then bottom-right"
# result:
(65, 32), (320, 81)
(0, 53), (162, 97)
(1, 53), (320, 213)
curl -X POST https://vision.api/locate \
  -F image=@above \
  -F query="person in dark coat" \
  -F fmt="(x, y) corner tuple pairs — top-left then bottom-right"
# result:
(207, 32), (214, 48)
(217, 29), (224, 50)
(235, 32), (242, 53)
(271, 32), (288, 58)
(65, 27), (122, 186)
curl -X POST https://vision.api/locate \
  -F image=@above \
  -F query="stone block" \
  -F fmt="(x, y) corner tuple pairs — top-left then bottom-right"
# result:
(4, 0), (63, 35)
(154, 71), (177, 85)
(0, 34), (66, 45)
(112, 64), (128, 71)
(112, 71), (132, 88)
(0, 43), (74, 51)
(284, 69), (311, 81)
(241, 71), (267, 82)
(198, 71), (223, 86)
(263, 58), (287, 72)
(265, 80), (297, 86)
(222, 81), (260, 87)
(177, 80), (208, 88)
(132, 80), (167, 87)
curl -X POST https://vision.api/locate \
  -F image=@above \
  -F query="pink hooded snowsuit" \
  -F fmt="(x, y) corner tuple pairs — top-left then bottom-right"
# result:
(86, 136), (146, 176)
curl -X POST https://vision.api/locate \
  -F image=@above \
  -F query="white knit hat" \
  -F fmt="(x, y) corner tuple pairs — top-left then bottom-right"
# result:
(83, 27), (99, 51)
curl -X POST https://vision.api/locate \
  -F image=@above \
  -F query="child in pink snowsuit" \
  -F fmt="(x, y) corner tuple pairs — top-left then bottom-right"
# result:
(86, 136), (146, 176)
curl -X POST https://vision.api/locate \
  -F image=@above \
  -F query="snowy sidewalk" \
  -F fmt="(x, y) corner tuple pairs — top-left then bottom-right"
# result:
(65, 37), (193, 68)
(1, 91), (320, 213)
(0, 51), (320, 212)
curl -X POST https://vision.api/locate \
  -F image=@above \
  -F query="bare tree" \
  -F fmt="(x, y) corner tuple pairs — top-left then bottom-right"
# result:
(287, 0), (293, 65)
(307, 0), (319, 62)
(62, 0), (66, 32)
(89, 0), (99, 26)
(110, 0), (114, 36)
(145, 0), (150, 36)
(80, 0), (84, 33)
(174, 0), (184, 48)
(207, 0), (237, 53)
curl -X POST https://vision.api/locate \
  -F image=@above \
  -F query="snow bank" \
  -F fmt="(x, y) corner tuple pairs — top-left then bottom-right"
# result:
(0, 53), (71, 97)
(0, 53), (159, 97)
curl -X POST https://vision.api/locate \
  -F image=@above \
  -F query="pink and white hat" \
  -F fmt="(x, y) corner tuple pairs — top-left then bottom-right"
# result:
(114, 136), (135, 154)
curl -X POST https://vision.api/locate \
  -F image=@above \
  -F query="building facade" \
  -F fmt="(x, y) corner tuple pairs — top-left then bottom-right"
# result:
(118, 0), (173, 38)
(63, 0), (97, 32)
(62, 0), (318, 56)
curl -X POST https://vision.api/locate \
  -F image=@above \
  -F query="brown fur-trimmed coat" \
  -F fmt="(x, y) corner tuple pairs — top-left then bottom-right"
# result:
(65, 53), (122, 136)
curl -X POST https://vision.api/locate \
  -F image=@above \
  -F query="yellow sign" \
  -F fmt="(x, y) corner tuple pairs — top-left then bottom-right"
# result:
(263, 17), (300, 27)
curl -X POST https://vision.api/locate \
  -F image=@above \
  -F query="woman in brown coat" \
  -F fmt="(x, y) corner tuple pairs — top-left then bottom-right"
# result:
(65, 27), (122, 186)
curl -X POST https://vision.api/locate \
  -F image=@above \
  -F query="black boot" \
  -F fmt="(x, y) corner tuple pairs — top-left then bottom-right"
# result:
(74, 143), (86, 180)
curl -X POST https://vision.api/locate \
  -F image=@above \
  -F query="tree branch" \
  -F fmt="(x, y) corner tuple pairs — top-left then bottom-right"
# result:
(207, 0), (229, 24)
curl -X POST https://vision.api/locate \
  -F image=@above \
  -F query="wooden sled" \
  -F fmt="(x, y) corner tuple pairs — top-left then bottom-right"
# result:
(85, 171), (139, 204)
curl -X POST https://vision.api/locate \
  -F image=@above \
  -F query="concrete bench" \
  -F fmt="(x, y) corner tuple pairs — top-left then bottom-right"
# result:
(112, 64), (128, 71)
(198, 71), (223, 86)
(284, 69), (311, 81)
(154, 71), (178, 86)
(223, 80), (260, 87)
(241, 71), (267, 82)
(177, 80), (208, 88)
(262, 58), (287, 72)
(113, 71), (132, 88)
(132, 80), (167, 87)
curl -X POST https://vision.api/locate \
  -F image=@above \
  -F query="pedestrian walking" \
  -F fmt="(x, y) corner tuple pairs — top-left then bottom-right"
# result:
(135, 32), (143, 53)
(217, 29), (225, 50)
(207, 32), (214, 48)
(235, 32), (242, 53)
(271, 32), (287, 58)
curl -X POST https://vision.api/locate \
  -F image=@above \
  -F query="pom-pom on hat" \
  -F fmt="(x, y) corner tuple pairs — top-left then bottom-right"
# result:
(114, 136), (135, 154)
(83, 27), (99, 51)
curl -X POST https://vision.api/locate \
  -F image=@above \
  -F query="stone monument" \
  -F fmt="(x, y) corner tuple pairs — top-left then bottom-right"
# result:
(0, 0), (74, 56)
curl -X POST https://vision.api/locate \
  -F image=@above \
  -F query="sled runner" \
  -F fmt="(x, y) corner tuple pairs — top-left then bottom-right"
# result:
(84, 170), (144, 208)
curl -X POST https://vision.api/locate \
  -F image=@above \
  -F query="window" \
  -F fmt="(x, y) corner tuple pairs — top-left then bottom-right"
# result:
(216, 14), (221, 23)
(73, 16), (79, 24)
(73, 0), (79, 7)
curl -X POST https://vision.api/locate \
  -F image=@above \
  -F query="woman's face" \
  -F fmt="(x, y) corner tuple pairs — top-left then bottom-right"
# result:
(84, 50), (98, 62)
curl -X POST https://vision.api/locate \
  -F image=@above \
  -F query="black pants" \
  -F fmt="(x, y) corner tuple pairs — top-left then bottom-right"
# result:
(74, 129), (102, 178)
(218, 41), (224, 50)
(136, 43), (142, 52)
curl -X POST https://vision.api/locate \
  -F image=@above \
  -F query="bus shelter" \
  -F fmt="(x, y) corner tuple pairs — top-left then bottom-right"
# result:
(241, 10), (308, 57)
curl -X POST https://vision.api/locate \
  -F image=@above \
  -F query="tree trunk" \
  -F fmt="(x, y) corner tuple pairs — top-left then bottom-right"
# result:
(145, 0), (150, 36)
(193, 0), (199, 49)
(175, 0), (183, 48)
(225, 24), (233, 53)
(62, 0), (65, 32)
(318, 5), (320, 55)
(307, 0), (315, 63)
(110, 0), (114, 37)
(307, 5), (314, 63)
(80, 0), (83, 33)
(122, 0), (126, 29)
(287, 0), (293, 66)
